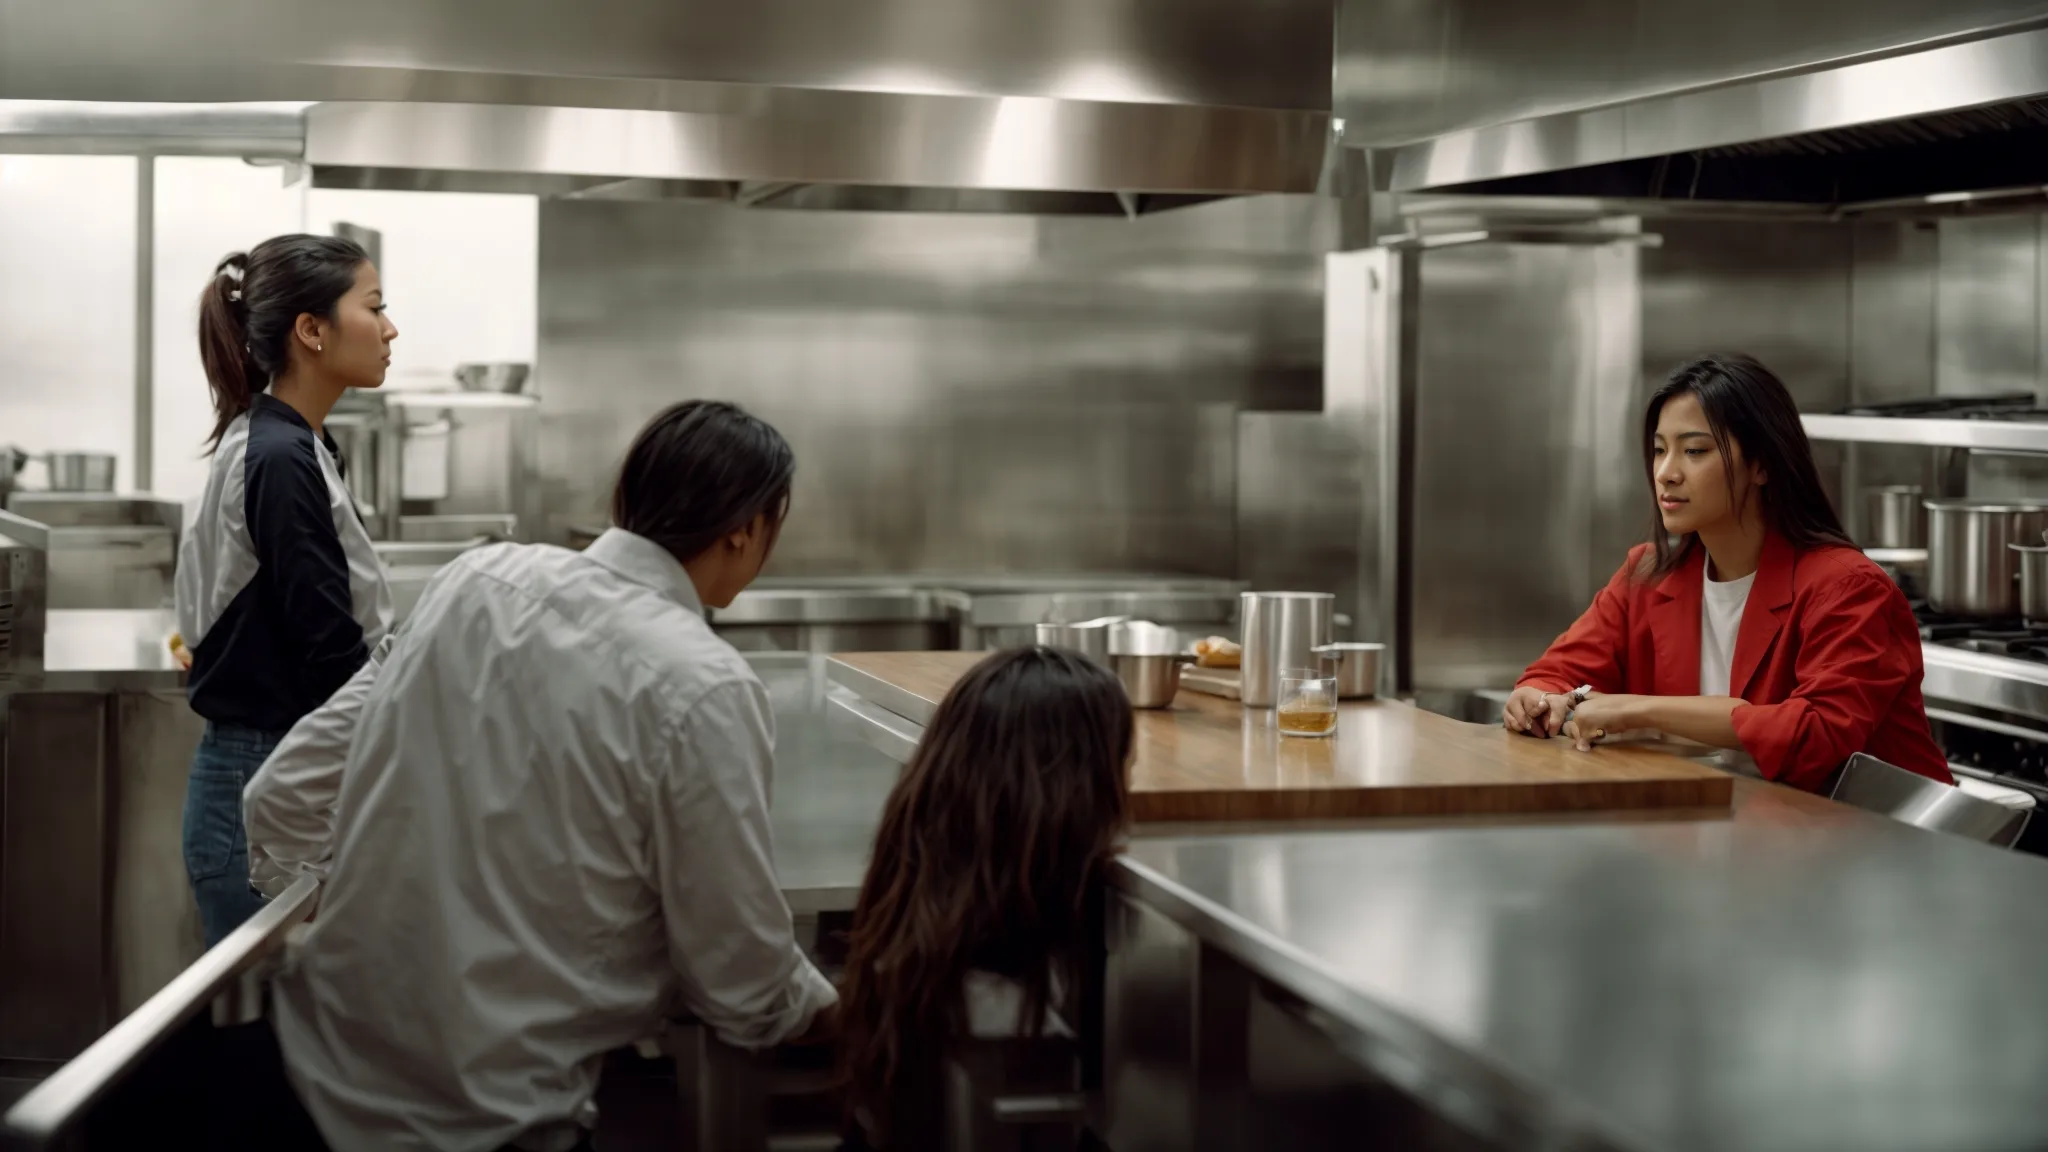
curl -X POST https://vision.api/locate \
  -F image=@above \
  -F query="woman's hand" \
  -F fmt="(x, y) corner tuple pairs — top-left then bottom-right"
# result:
(1503, 686), (1572, 738)
(1560, 693), (1646, 751)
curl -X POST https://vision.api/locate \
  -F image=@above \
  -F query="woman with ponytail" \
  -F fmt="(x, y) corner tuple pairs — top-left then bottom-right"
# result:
(173, 234), (397, 947)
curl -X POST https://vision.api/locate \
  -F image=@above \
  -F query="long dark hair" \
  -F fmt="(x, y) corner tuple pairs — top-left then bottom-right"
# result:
(837, 647), (1134, 1148)
(198, 233), (370, 449)
(1642, 354), (1852, 577)
(610, 400), (795, 562)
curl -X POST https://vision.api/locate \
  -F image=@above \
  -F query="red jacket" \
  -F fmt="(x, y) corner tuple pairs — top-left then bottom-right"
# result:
(1517, 533), (1952, 792)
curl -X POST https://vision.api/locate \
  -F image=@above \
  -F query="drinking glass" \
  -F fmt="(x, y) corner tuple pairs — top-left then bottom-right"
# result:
(1276, 671), (1338, 738)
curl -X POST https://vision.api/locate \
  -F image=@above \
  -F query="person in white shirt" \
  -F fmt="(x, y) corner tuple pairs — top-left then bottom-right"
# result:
(242, 400), (836, 1151)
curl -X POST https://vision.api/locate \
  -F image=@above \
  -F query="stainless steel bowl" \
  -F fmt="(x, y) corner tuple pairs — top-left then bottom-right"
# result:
(1034, 615), (1125, 669)
(45, 452), (116, 493)
(1111, 652), (1192, 709)
(453, 362), (532, 394)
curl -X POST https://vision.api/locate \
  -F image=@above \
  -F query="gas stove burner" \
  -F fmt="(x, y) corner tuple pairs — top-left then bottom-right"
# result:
(1949, 637), (2048, 660)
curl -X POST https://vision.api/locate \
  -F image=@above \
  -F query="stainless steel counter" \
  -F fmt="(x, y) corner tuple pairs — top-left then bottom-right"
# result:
(747, 652), (902, 914)
(1116, 799), (2048, 1152)
(29, 609), (185, 692)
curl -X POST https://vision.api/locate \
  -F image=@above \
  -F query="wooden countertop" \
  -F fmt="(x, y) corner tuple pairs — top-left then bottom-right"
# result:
(829, 652), (1734, 822)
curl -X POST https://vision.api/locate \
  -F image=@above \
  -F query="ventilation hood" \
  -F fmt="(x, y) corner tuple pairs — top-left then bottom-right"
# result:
(1335, 2), (2048, 206)
(0, 0), (1334, 211)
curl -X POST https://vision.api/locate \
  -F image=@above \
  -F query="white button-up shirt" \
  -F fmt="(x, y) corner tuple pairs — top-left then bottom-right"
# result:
(245, 529), (836, 1151)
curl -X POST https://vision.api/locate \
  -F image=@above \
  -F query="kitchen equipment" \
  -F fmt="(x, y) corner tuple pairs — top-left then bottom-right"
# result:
(1108, 620), (1190, 709)
(399, 417), (452, 501)
(1925, 498), (2048, 618)
(1863, 485), (1927, 549)
(453, 362), (532, 394)
(1313, 642), (1383, 700)
(1239, 591), (1333, 707)
(1034, 615), (1125, 669)
(1110, 653), (1192, 709)
(1276, 672), (1338, 737)
(43, 453), (116, 493)
(325, 410), (383, 520)
(2013, 537), (2048, 626)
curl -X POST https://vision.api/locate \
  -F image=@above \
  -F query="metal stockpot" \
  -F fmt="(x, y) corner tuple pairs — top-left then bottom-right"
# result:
(1925, 498), (2048, 618)
(1862, 485), (1926, 549)
(1239, 591), (1333, 707)
(2012, 535), (2048, 626)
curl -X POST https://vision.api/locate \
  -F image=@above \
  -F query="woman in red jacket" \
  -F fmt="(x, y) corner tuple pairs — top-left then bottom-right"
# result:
(1504, 354), (1951, 792)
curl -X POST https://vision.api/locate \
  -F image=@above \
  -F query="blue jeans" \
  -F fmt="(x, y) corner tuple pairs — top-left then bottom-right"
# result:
(183, 722), (287, 948)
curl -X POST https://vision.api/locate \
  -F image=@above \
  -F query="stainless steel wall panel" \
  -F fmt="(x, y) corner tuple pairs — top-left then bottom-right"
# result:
(1235, 414), (1365, 632)
(536, 195), (1335, 578)
(1323, 248), (1410, 674)
(0, 694), (110, 1061)
(1845, 221), (1942, 523)
(1937, 213), (2042, 399)
(1641, 219), (1854, 520)
(1407, 243), (1604, 692)
(108, 692), (203, 1017)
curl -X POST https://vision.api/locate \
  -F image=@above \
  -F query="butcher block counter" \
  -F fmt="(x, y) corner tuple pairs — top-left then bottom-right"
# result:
(826, 651), (1732, 822)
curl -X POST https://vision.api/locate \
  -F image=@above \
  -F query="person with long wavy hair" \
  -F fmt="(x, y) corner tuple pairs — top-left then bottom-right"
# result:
(837, 646), (1134, 1148)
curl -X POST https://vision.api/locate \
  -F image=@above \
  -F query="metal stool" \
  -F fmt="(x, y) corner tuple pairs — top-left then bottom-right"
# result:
(941, 1036), (1091, 1152)
(1828, 753), (2033, 848)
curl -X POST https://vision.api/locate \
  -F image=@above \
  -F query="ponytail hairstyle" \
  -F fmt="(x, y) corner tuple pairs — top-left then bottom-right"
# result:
(197, 233), (370, 450)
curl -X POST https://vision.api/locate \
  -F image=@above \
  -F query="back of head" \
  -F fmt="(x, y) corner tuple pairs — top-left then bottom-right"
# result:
(197, 233), (369, 449)
(838, 646), (1134, 1145)
(610, 399), (795, 563)
(1640, 353), (1850, 575)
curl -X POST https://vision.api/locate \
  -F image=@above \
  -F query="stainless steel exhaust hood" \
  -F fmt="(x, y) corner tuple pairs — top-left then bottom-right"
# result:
(1, 0), (1334, 208)
(1335, 1), (2048, 203)
(302, 95), (1331, 209)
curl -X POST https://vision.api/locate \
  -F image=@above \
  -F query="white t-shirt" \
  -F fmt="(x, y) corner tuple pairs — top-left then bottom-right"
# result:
(1699, 566), (1757, 697)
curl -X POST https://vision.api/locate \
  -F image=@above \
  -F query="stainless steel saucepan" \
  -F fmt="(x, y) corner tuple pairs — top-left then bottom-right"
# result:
(2013, 531), (2048, 626)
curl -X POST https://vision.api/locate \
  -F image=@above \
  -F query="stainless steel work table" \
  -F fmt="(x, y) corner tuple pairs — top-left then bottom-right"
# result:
(23, 608), (186, 692)
(1113, 781), (2048, 1152)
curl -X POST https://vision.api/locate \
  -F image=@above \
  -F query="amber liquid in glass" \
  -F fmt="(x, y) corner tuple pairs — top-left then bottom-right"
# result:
(1276, 707), (1338, 735)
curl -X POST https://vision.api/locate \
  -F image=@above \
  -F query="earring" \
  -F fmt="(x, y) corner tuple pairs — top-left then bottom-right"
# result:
(316, 343), (324, 352)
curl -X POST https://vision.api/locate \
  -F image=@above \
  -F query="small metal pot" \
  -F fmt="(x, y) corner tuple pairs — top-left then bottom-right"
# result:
(2013, 537), (2048, 626)
(1925, 498), (2048, 618)
(44, 452), (116, 493)
(1110, 653), (1194, 709)
(1313, 642), (1383, 700)
(1863, 485), (1926, 549)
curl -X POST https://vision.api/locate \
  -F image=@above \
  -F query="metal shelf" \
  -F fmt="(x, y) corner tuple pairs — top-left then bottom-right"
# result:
(1802, 413), (2048, 452)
